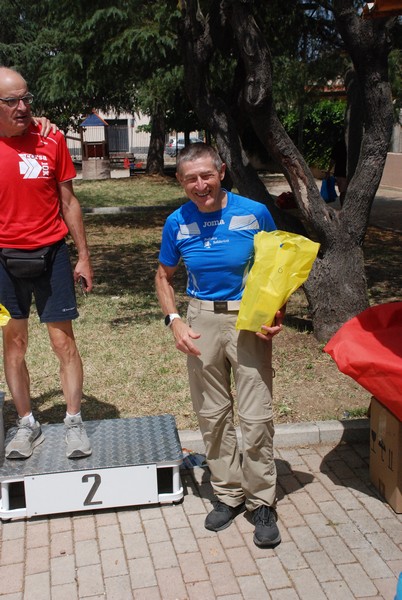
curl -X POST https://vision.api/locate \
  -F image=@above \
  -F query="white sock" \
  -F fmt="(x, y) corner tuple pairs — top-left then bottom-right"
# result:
(21, 412), (35, 425)
(66, 411), (81, 419)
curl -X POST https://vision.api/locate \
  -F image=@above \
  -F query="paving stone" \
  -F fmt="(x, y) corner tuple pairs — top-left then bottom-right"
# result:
(186, 580), (216, 600)
(123, 531), (150, 560)
(76, 564), (105, 597)
(1, 521), (25, 541)
(304, 550), (342, 582)
(226, 546), (258, 577)
(0, 563), (24, 595)
(198, 536), (227, 564)
(97, 524), (122, 550)
(132, 587), (161, 600)
(50, 554), (76, 585)
(26, 522), (49, 548)
(177, 551), (209, 583)
(149, 540), (179, 569)
(288, 568), (327, 599)
(154, 566), (187, 600)
(72, 514), (97, 541)
(288, 525), (321, 553)
(75, 539), (100, 567)
(170, 526), (199, 554)
(50, 582), (78, 600)
(117, 508), (142, 534)
(207, 561), (240, 596)
(128, 557), (157, 589)
(237, 574), (269, 599)
(352, 546), (394, 579)
(142, 517), (170, 544)
(104, 574), (133, 599)
(50, 530), (73, 558)
(25, 546), (50, 575)
(0, 538), (24, 564)
(337, 562), (378, 597)
(256, 555), (291, 589)
(100, 547), (128, 577)
(23, 572), (51, 600)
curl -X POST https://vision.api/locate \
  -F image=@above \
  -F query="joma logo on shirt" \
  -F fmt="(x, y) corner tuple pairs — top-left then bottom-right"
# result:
(203, 219), (225, 227)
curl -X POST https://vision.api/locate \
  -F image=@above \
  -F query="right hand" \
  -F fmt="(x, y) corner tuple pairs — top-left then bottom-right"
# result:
(171, 319), (201, 356)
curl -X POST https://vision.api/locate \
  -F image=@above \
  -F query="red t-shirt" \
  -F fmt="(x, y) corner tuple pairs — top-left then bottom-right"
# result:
(0, 124), (76, 249)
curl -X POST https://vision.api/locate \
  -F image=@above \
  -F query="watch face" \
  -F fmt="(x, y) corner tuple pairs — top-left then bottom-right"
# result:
(164, 314), (171, 326)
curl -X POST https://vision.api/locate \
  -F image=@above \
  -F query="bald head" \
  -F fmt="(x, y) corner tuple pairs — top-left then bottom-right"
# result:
(0, 67), (27, 93)
(0, 67), (32, 137)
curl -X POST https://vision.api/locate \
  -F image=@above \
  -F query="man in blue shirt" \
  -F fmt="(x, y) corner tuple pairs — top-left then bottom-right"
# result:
(155, 143), (285, 548)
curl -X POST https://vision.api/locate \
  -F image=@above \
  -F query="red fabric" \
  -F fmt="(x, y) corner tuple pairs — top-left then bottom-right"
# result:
(324, 302), (402, 420)
(276, 191), (297, 209)
(0, 124), (74, 249)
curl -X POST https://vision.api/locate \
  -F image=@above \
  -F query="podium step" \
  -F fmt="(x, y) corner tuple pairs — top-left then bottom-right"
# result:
(0, 414), (183, 519)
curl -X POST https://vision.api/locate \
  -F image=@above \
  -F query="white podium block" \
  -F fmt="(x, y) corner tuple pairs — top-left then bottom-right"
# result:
(0, 414), (183, 519)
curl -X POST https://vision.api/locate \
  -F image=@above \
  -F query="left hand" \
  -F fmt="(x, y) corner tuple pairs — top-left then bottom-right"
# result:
(256, 305), (286, 342)
(32, 116), (58, 137)
(74, 257), (94, 293)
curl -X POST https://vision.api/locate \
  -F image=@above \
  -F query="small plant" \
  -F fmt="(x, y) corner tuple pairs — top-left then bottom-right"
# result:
(278, 402), (292, 417)
(342, 407), (369, 419)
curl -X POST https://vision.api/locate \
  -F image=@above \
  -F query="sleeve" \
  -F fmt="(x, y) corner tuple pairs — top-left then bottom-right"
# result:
(158, 216), (181, 267)
(54, 132), (76, 183)
(260, 205), (277, 232)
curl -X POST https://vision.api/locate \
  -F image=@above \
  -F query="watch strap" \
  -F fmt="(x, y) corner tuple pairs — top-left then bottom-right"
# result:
(165, 313), (181, 327)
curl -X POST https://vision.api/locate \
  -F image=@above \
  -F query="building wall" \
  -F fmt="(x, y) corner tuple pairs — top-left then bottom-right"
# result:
(380, 153), (402, 189)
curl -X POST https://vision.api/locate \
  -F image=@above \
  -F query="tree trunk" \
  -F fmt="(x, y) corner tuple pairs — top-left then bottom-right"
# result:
(303, 233), (369, 341)
(146, 104), (165, 175)
(226, 0), (394, 341)
(178, 0), (394, 341)
(178, 0), (303, 232)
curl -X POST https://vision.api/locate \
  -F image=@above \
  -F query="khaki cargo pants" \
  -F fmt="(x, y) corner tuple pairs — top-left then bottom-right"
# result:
(186, 302), (277, 511)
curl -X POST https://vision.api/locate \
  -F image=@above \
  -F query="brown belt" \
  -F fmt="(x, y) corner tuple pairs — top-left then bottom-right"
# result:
(189, 298), (241, 313)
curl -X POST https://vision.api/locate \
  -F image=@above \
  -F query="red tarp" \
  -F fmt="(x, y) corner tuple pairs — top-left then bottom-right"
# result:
(324, 302), (402, 420)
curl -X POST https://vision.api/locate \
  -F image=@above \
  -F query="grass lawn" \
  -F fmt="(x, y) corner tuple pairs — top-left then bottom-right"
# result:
(1, 175), (400, 430)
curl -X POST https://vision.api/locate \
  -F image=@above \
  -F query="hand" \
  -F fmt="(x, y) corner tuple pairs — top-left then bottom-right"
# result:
(32, 116), (58, 137)
(171, 319), (201, 356)
(74, 258), (93, 293)
(256, 306), (286, 341)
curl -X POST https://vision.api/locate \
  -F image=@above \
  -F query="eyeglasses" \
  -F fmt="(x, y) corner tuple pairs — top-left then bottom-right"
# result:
(0, 93), (34, 109)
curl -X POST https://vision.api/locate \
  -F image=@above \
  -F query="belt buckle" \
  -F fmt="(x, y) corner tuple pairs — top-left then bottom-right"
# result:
(214, 301), (228, 313)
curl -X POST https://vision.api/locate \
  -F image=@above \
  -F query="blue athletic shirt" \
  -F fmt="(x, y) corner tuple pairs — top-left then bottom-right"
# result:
(158, 190), (276, 301)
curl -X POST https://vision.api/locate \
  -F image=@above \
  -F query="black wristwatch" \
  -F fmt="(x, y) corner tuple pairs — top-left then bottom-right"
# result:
(164, 313), (181, 327)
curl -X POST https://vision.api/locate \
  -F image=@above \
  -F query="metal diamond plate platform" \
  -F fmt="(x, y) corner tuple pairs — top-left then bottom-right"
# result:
(0, 414), (182, 478)
(0, 414), (184, 519)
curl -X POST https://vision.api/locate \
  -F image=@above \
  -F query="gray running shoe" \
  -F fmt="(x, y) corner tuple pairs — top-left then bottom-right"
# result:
(5, 416), (45, 459)
(64, 415), (92, 458)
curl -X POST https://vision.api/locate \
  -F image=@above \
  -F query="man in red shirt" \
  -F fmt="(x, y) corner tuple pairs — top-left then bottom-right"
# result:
(0, 66), (93, 459)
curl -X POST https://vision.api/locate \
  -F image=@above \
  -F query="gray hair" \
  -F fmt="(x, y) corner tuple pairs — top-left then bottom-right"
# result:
(176, 142), (223, 174)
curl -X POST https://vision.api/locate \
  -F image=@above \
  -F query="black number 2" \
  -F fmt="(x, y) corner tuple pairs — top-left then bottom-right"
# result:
(82, 473), (103, 506)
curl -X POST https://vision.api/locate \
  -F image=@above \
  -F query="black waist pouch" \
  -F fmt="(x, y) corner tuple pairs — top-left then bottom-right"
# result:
(0, 242), (61, 278)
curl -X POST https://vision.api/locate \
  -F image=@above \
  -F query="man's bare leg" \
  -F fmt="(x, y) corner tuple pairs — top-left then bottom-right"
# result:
(47, 321), (91, 457)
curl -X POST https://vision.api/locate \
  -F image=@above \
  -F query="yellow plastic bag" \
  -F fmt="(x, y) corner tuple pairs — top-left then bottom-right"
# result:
(0, 304), (11, 327)
(236, 230), (320, 332)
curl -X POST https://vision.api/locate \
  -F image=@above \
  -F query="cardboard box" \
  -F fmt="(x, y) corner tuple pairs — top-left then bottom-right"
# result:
(370, 397), (402, 513)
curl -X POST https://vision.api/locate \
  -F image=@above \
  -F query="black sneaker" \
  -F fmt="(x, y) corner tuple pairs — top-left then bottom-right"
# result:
(205, 500), (246, 531)
(252, 505), (281, 548)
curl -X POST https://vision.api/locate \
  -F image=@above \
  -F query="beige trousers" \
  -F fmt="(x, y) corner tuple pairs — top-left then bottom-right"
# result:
(186, 303), (277, 511)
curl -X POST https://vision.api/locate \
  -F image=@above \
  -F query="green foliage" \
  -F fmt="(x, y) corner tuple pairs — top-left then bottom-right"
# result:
(281, 99), (346, 169)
